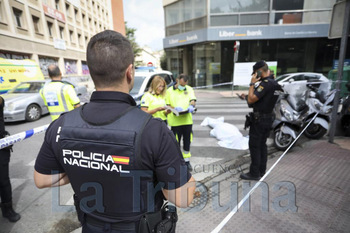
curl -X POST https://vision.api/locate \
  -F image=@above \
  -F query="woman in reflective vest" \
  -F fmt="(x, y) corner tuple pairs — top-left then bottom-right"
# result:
(141, 76), (170, 121)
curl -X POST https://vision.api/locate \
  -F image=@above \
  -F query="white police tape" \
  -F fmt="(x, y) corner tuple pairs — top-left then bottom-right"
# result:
(0, 124), (49, 150)
(193, 82), (233, 89)
(192, 80), (348, 90)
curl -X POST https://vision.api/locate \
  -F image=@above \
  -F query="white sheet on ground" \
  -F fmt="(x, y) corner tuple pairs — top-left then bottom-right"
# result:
(200, 117), (249, 150)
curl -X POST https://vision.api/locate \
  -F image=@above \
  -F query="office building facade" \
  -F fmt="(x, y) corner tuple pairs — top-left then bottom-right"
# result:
(0, 0), (124, 77)
(162, 0), (349, 87)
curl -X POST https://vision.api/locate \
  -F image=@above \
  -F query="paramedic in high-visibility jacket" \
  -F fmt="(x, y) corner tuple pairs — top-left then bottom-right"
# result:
(166, 74), (196, 172)
(40, 65), (81, 121)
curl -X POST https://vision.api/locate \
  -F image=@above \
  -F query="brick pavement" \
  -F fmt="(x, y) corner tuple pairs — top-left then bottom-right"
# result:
(176, 138), (350, 233)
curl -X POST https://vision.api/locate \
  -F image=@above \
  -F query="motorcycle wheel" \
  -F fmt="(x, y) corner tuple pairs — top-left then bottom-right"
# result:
(304, 123), (327, 139)
(274, 129), (294, 151)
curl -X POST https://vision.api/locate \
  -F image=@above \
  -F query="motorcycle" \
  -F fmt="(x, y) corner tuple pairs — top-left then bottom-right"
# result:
(273, 81), (335, 150)
(303, 81), (335, 139)
(272, 86), (309, 151)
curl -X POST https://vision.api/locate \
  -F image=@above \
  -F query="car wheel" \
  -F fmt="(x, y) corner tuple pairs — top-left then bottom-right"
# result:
(25, 104), (41, 122)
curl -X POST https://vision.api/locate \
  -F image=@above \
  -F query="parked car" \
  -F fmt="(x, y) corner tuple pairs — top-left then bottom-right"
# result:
(130, 70), (175, 106)
(275, 72), (329, 86)
(2, 80), (87, 122)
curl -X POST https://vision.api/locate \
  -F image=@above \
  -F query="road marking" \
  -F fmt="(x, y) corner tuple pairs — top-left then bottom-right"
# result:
(27, 159), (36, 166)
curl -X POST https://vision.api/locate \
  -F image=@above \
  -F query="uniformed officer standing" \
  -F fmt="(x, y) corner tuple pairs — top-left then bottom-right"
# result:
(166, 74), (196, 172)
(0, 96), (20, 222)
(239, 61), (281, 180)
(141, 76), (169, 122)
(40, 65), (81, 121)
(34, 30), (195, 233)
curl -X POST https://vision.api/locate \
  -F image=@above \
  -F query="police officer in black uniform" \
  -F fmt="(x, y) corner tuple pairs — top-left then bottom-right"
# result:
(0, 96), (21, 222)
(34, 30), (196, 233)
(239, 61), (282, 180)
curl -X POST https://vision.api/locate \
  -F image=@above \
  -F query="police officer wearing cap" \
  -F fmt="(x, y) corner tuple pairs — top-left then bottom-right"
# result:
(239, 61), (282, 180)
(34, 30), (196, 233)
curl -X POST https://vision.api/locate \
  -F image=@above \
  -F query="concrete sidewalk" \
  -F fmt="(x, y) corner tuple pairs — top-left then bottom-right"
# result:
(176, 138), (350, 232)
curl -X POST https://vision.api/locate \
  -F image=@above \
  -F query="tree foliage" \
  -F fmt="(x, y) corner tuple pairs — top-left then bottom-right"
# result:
(125, 22), (142, 66)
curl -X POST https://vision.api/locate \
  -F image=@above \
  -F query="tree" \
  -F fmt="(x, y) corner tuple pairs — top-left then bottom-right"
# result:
(125, 22), (142, 67)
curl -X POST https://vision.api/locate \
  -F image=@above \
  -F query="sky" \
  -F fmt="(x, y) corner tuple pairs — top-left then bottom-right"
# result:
(123, 1), (165, 51)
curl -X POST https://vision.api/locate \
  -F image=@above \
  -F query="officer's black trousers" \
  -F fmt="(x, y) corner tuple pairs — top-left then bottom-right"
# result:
(0, 149), (12, 203)
(171, 125), (192, 152)
(248, 117), (273, 177)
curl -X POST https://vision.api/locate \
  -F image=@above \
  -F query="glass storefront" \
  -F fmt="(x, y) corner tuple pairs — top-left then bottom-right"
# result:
(165, 38), (344, 88)
(193, 42), (221, 87)
(163, 0), (343, 88)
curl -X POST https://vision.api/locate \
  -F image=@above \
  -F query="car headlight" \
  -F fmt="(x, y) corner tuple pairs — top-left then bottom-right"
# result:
(5, 102), (15, 112)
(281, 103), (293, 121)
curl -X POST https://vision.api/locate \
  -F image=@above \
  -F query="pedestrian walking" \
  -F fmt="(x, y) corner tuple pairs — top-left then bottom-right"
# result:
(34, 30), (196, 233)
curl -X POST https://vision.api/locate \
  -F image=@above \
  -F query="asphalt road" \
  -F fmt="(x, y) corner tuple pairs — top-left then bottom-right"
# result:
(1, 89), (251, 233)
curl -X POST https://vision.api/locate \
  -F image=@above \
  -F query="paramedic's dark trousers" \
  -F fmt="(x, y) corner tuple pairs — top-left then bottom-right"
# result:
(171, 125), (192, 152)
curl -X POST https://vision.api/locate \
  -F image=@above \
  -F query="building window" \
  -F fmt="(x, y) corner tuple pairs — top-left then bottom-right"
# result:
(69, 30), (74, 43)
(66, 3), (70, 17)
(74, 8), (79, 21)
(47, 22), (53, 37)
(85, 36), (88, 46)
(272, 0), (304, 11)
(55, 0), (60, 10)
(78, 33), (81, 45)
(32, 16), (40, 33)
(165, 0), (206, 27)
(210, 0), (269, 13)
(59, 26), (64, 39)
(13, 8), (22, 28)
(82, 13), (85, 24)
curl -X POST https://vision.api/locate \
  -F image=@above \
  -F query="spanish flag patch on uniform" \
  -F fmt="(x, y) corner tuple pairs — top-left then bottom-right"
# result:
(111, 156), (130, 165)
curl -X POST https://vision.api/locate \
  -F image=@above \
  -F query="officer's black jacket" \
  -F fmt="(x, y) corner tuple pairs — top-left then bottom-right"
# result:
(35, 91), (191, 221)
(251, 75), (282, 114)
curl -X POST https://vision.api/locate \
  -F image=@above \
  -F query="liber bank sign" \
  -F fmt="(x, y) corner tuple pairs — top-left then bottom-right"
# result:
(163, 24), (329, 49)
